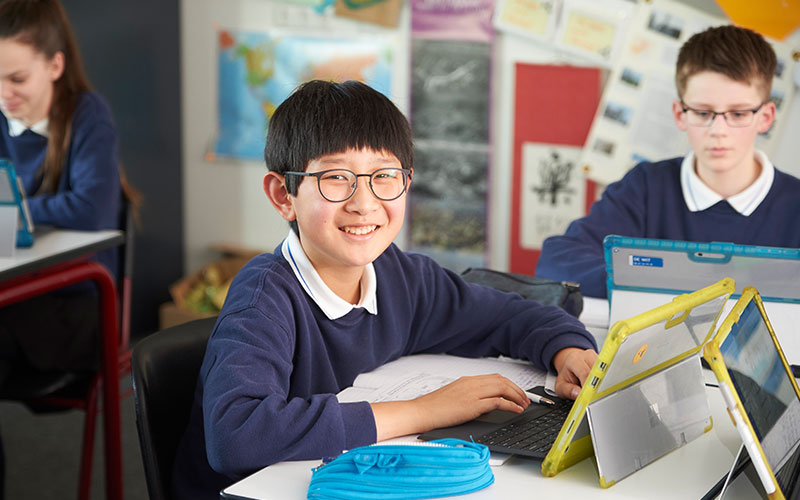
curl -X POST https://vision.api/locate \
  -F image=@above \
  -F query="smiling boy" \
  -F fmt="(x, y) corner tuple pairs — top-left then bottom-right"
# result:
(172, 80), (598, 498)
(536, 25), (800, 298)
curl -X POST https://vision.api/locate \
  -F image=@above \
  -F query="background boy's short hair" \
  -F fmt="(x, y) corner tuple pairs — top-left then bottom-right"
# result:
(675, 25), (777, 100)
(264, 80), (413, 198)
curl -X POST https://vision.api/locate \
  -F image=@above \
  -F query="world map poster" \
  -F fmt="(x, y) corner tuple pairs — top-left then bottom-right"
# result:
(214, 30), (394, 161)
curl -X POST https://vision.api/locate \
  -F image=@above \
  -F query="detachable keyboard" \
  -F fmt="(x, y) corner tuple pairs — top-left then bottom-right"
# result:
(475, 398), (572, 457)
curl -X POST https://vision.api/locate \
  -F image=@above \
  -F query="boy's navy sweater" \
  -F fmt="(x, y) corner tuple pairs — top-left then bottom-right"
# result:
(172, 243), (596, 498)
(536, 157), (800, 298)
(0, 92), (121, 278)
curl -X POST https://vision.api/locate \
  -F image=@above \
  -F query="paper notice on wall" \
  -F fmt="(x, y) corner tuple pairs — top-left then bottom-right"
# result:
(520, 143), (586, 249)
(492, 0), (557, 43)
(552, 0), (635, 67)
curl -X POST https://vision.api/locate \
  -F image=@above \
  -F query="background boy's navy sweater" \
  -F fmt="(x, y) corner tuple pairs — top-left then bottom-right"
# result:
(0, 92), (121, 278)
(172, 243), (596, 499)
(536, 158), (800, 298)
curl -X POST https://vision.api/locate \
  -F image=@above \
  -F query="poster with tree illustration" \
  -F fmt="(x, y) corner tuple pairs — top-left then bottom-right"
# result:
(520, 143), (585, 249)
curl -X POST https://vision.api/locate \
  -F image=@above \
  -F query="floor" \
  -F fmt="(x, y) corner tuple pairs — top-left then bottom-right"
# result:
(0, 372), (149, 499)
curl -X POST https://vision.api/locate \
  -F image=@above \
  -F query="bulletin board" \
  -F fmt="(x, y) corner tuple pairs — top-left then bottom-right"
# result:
(508, 63), (601, 274)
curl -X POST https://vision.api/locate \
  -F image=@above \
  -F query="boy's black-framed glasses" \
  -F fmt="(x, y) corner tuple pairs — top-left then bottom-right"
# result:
(679, 101), (766, 127)
(283, 168), (412, 202)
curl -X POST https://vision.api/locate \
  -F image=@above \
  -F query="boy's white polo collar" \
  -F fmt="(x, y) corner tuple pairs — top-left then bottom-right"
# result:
(7, 117), (49, 138)
(680, 150), (774, 216)
(281, 229), (377, 320)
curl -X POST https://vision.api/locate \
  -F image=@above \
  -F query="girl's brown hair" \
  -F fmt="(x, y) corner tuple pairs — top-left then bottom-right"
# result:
(0, 0), (141, 212)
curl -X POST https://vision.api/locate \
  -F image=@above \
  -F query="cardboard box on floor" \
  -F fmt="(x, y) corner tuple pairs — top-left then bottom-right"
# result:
(159, 243), (263, 330)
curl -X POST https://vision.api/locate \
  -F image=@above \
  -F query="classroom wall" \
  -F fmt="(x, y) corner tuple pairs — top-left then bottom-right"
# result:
(63, 0), (183, 335)
(180, 0), (410, 272)
(182, 1), (309, 273)
(180, 0), (800, 275)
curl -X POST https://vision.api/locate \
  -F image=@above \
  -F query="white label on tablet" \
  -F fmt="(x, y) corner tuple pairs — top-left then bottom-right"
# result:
(629, 255), (663, 267)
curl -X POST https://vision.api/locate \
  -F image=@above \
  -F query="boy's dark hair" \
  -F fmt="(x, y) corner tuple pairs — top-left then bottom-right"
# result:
(266, 79), (412, 178)
(265, 80), (413, 234)
(676, 25), (777, 101)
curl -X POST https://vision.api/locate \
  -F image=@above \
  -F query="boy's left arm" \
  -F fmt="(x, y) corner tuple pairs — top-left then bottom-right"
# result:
(406, 255), (599, 399)
(414, 267), (598, 369)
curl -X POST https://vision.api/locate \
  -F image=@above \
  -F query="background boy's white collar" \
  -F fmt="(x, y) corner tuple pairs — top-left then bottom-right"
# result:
(680, 150), (774, 216)
(281, 230), (377, 320)
(7, 117), (49, 138)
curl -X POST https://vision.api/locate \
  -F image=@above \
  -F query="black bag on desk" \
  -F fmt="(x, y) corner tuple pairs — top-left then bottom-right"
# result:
(460, 268), (583, 318)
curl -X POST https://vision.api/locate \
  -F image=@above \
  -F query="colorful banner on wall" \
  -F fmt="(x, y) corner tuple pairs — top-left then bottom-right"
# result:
(411, 0), (495, 42)
(212, 30), (393, 162)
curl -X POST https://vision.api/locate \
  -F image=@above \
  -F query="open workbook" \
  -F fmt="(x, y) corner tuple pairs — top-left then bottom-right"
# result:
(336, 353), (550, 404)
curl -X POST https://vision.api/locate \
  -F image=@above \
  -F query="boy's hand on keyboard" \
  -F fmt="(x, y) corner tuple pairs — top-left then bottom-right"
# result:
(552, 347), (597, 400)
(371, 374), (530, 440)
(417, 374), (531, 430)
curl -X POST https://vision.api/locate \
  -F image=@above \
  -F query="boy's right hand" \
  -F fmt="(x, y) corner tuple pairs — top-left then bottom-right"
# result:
(371, 374), (529, 441)
(414, 374), (531, 430)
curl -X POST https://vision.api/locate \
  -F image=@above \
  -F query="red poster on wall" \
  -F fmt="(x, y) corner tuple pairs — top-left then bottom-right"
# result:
(509, 63), (601, 275)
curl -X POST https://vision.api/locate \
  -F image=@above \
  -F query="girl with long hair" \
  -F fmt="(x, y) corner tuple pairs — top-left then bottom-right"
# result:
(0, 1), (139, 492)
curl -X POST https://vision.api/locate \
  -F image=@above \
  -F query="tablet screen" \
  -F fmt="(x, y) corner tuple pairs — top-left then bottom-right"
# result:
(720, 300), (800, 482)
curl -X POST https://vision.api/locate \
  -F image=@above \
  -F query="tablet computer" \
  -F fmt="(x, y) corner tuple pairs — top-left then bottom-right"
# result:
(604, 235), (800, 304)
(542, 277), (733, 485)
(0, 159), (34, 247)
(704, 287), (800, 500)
(604, 236), (800, 364)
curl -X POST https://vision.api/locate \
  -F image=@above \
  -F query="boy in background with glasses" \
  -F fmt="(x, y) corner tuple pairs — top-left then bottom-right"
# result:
(172, 80), (598, 498)
(536, 25), (800, 298)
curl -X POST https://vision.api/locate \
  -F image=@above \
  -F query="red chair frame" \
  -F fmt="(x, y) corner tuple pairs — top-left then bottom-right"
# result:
(0, 258), (127, 500)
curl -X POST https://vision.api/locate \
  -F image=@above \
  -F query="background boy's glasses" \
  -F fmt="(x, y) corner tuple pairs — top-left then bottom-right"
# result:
(284, 168), (412, 202)
(680, 101), (766, 127)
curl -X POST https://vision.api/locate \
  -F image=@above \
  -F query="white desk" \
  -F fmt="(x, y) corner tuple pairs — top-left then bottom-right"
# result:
(0, 226), (123, 280)
(221, 378), (758, 499)
(0, 226), (125, 500)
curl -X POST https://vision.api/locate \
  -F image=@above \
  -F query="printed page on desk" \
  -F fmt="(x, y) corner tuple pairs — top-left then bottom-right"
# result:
(336, 353), (547, 403)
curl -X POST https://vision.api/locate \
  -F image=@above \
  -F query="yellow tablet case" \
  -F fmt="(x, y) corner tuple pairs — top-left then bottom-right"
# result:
(542, 278), (735, 486)
(703, 287), (800, 500)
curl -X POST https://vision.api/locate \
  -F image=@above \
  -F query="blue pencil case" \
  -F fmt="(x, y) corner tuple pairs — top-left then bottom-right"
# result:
(306, 439), (494, 499)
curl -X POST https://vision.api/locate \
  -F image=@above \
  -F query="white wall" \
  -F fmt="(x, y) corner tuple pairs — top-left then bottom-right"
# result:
(181, 0), (800, 274)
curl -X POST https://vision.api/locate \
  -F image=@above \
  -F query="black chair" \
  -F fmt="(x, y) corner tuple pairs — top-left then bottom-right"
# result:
(131, 317), (216, 500)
